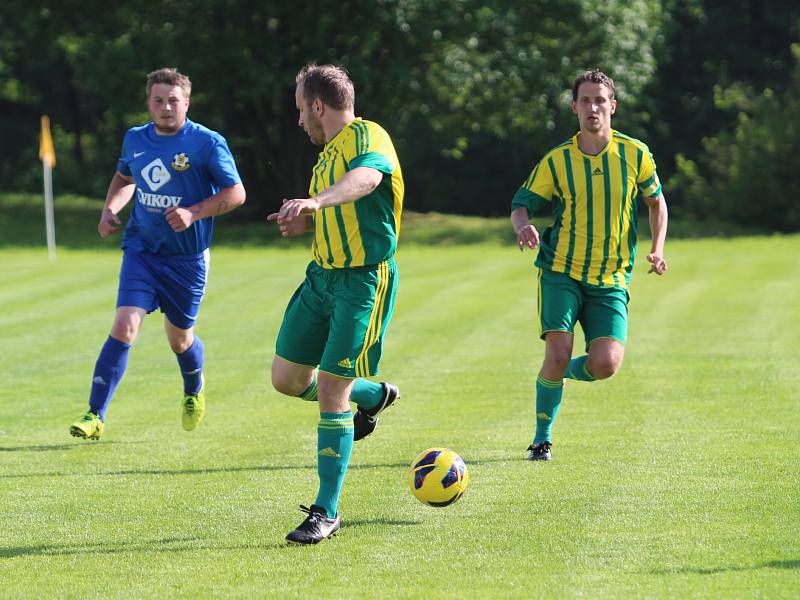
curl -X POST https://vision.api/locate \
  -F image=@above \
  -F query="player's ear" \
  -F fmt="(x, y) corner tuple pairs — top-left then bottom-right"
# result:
(610, 99), (617, 115)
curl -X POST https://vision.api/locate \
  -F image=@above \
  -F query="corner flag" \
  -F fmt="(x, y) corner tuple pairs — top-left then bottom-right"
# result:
(39, 115), (57, 259)
(39, 116), (56, 167)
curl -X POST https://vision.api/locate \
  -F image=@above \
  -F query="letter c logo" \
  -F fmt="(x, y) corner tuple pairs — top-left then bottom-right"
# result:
(141, 158), (172, 192)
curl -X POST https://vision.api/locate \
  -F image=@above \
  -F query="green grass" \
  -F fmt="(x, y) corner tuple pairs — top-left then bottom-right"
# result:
(0, 192), (764, 250)
(1, 199), (799, 598)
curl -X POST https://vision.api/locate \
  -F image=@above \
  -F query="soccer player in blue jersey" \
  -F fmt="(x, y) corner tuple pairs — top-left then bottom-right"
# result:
(267, 64), (403, 544)
(511, 69), (668, 461)
(69, 68), (246, 440)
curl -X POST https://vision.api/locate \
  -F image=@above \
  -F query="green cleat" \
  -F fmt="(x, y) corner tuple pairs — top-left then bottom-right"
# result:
(70, 411), (104, 440)
(181, 375), (205, 431)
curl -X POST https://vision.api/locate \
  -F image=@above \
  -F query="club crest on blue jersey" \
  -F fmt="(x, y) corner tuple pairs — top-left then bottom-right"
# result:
(171, 153), (191, 171)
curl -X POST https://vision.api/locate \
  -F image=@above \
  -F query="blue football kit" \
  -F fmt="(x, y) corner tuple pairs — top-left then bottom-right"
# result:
(115, 119), (241, 327)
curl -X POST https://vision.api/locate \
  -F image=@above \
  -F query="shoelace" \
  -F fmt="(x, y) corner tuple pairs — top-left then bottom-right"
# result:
(298, 505), (324, 523)
(184, 397), (196, 415)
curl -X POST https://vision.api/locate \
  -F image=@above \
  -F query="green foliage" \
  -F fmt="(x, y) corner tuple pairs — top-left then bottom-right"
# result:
(3, 1), (798, 229)
(671, 44), (800, 231)
(0, 0), (660, 217)
(642, 0), (800, 222)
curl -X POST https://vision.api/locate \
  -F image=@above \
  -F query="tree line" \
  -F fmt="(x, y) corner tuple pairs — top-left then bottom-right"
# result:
(0, 0), (798, 230)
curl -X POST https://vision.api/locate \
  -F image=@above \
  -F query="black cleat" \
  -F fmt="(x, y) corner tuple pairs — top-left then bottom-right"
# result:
(353, 382), (399, 441)
(526, 441), (552, 461)
(285, 505), (341, 545)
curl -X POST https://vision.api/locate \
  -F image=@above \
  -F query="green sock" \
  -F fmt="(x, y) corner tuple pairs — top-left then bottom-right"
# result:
(534, 375), (564, 444)
(314, 412), (354, 518)
(564, 355), (595, 381)
(349, 378), (383, 410)
(298, 371), (318, 401)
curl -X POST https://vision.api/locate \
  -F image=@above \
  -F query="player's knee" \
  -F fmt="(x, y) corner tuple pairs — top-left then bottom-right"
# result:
(110, 321), (138, 344)
(544, 352), (571, 376)
(270, 371), (294, 396)
(270, 364), (307, 397)
(169, 338), (192, 354)
(589, 355), (623, 380)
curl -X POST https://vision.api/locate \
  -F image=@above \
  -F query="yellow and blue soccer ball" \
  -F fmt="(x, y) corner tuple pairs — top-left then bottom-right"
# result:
(408, 448), (469, 507)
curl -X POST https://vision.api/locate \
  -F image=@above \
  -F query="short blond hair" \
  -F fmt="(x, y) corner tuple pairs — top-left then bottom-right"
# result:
(146, 68), (192, 99)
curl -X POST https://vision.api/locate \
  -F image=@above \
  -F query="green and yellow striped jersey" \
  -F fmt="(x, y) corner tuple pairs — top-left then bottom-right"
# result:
(512, 130), (662, 289)
(309, 118), (404, 269)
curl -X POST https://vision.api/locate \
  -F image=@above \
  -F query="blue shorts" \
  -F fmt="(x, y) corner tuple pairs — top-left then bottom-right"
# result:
(117, 249), (209, 329)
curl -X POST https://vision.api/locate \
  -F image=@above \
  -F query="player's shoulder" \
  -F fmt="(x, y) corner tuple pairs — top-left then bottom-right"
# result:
(183, 120), (227, 144)
(124, 123), (151, 140)
(612, 129), (653, 154)
(349, 118), (393, 141)
(538, 136), (574, 163)
(343, 118), (394, 154)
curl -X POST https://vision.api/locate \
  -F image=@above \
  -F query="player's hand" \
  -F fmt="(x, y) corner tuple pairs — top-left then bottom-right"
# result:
(516, 224), (540, 252)
(98, 208), (122, 238)
(647, 252), (667, 275)
(165, 206), (196, 232)
(267, 198), (320, 224)
(264, 209), (309, 237)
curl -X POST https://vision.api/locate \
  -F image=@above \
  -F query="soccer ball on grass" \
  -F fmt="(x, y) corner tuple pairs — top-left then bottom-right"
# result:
(408, 448), (469, 507)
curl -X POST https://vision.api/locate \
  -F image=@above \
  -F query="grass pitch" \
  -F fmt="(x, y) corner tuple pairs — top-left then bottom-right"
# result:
(1, 211), (799, 598)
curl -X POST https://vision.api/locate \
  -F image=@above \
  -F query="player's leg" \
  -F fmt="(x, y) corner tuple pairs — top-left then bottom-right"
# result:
(70, 306), (146, 440)
(164, 318), (207, 431)
(528, 269), (580, 460)
(272, 266), (330, 401)
(530, 330), (573, 458)
(155, 251), (209, 430)
(165, 319), (200, 389)
(286, 372), (353, 545)
(568, 284), (629, 381)
(70, 249), (159, 440)
(585, 337), (625, 379)
(326, 260), (399, 441)
(271, 356), (317, 399)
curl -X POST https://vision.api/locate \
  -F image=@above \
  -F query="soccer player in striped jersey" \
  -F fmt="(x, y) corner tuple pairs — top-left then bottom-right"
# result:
(510, 69), (668, 461)
(267, 64), (403, 544)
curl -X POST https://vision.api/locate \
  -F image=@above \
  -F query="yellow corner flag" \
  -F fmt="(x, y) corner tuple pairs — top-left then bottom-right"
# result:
(39, 115), (56, 167)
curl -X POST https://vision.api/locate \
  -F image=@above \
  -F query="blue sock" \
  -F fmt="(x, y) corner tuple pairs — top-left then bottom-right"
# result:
(533, 375), (564, 444)
(176, 336), (204, 395)
(314, 412), (354, 518)
(298, 371), (319, 402)
(564, 355), (595, 381)
(89, 336), (131, 421)
(349, 379), (383, 410)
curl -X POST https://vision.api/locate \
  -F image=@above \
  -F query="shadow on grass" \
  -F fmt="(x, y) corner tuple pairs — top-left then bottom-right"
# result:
(1, 455), (520, 480)
(0, 441), (144, 452)
(0, 536), (296, 558)
(0, 460), (420, 480)
(343, 517), (422, 528)
(650, 559), (800, 575)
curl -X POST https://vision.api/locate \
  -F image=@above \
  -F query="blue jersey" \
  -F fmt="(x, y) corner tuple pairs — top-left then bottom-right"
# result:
(117, 119), (241, 256)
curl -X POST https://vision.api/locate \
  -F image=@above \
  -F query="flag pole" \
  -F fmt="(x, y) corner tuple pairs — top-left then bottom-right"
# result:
(39, 115), (57, 260)
(43, 161), (56, 260)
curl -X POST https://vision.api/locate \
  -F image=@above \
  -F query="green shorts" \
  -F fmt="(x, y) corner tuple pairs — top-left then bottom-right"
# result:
(537, 268), (629, 350)
(276, 259), (398, 378)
